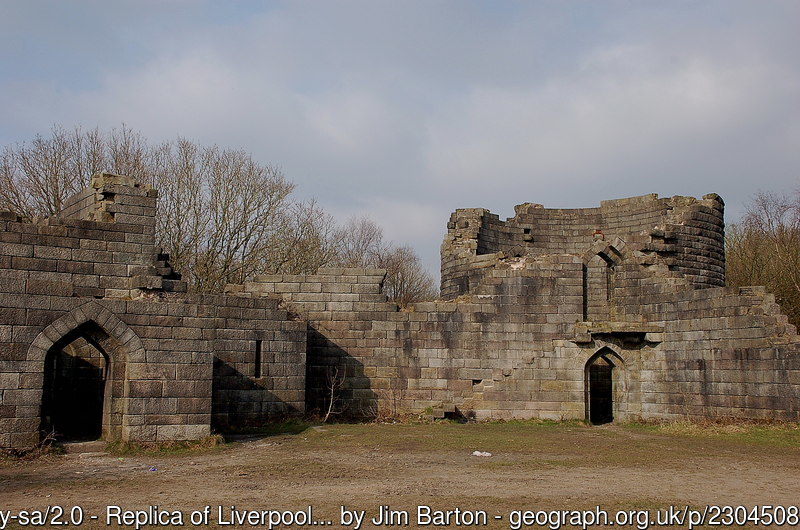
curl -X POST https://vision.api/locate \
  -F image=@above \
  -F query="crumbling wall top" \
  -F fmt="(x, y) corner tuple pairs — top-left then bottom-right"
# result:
(441, 193), (726, 299)
(59, 172), (157, 225)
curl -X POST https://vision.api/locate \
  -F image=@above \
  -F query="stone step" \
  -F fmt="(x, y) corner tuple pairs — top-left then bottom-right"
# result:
(59, 440), (107, 454)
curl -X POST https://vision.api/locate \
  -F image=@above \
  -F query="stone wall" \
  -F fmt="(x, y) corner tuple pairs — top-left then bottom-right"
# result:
(0, 174), (305, 449)
(610, 248), (800, 419)
(236, 262), (800, 423)
(234, 258), (604, 420)
(440, 194), (725, 300)
(2, 175), (799, 449)
(210, 297), (306, 431)
(0, 174), (184, 299)
(234, 193), (798, 424)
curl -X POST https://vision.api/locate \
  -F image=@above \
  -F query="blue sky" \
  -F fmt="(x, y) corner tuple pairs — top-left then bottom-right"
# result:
(2, 1), (799, 277)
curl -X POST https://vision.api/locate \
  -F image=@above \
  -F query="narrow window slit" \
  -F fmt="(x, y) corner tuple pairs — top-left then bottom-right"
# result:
(254, 340), (262, 378)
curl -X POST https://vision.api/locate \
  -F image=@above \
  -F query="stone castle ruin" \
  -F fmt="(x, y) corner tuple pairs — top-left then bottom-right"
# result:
(1, 173), (799, 448)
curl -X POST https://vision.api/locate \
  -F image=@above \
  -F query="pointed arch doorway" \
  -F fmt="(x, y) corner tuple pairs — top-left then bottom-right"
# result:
(585, 348), (622, 425)
(34, 312), (137, 443)
(41, 323), (111, 441)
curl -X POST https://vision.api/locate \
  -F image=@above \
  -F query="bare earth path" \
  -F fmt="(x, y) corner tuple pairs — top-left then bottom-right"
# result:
(2, 422), (799, 529)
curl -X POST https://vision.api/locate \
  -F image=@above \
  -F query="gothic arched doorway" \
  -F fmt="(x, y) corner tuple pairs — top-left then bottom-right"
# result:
(41, 322), (119, 441)
(585, 348), (621, 425)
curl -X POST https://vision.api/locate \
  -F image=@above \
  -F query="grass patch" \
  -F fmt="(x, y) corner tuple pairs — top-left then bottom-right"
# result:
(299, 419), (593, 454)
(105, 434), (225, 456)
(624, 419), (800, 447)
(619, 421), (662, 432)
(294, 419), (800, 471)
(223, 418), (313, 437)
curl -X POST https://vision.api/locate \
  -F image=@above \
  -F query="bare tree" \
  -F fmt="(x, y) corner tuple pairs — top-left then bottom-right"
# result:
(195, 146), (294, 291)
(337, 215), (385, 268)
(0, 127), (308, 292)
(322, 366), (346, 423)
(0, 124), (159, 218)
(334, 216), (438, 305)
(0, 125), (104, 217)
(152, 138), (209, 288)
(264, 199), (343, 274)
(377, 245), (438, 307)
(726, 190), (800, 327)
(152, 141), (297, 291)
(108, 125), (152, 185)
(0, 125), (438, 301)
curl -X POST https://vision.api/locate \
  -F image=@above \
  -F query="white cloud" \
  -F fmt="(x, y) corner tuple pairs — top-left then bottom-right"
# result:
(1, 2), (799, 278)
(423, 41), (800, 212)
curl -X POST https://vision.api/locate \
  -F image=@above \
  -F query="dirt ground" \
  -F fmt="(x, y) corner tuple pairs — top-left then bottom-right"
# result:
(1, 421), (799, 529)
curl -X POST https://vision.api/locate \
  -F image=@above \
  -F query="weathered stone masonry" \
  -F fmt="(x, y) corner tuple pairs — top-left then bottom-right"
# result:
(1, 176), (799, 449)
(234, 193), (800, 422)
(0, 175), (305, 448)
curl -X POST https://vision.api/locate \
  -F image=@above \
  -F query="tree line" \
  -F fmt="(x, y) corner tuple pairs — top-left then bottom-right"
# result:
(0, 125), (438, 304)
(726, 190), (800, 328)
(5, 126), (796, 321)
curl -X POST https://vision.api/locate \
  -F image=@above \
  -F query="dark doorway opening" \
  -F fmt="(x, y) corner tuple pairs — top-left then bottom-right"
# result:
(588, 359), (613, 425)
(41, 326), (109, 441)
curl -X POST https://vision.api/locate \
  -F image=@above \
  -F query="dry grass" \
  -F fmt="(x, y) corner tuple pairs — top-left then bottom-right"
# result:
(104, 434), (226, 456)
(0, 430), (63, 461)
(629, 418), (800, 446)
